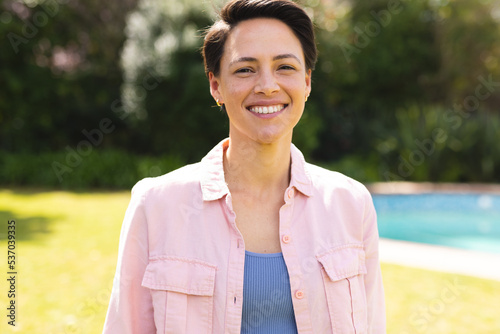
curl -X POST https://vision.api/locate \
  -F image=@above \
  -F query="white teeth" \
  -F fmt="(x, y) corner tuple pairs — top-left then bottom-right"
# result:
(249, 104), (285, 114)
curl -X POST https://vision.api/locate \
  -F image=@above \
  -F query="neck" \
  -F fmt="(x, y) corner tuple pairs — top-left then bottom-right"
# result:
(223, 133), (292, 196)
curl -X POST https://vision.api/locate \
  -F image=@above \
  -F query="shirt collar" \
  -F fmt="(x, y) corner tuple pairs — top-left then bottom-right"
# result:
(289, 143), (314, 197)
(200, 138), (313, 201)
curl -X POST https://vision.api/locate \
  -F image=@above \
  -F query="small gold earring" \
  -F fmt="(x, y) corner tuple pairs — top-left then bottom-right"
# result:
(216, 100), (223, 107)
(305, 95), (309, 102)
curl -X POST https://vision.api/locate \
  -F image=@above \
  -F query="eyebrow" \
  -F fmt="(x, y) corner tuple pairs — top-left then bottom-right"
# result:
(229, 53), (301, 66)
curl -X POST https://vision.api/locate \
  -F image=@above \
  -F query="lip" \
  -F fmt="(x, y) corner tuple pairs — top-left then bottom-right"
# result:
(246, 103), (288, 119)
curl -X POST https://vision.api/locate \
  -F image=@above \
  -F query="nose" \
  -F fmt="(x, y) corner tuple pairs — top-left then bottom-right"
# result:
(254, 70), (280, 96)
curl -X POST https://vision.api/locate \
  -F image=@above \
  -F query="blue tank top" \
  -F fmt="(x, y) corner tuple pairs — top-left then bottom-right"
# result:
(241, 251), (298, 333)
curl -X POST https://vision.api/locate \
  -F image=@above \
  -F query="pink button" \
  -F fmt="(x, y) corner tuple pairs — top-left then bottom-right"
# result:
(295, 290), (304, 299)
(282, 235), (291, 244)
(287, 188), (295, 199)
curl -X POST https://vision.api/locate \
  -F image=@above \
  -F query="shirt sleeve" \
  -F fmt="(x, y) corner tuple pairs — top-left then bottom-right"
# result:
(103, 183), (156, 334)
(362, 188), (387, 333)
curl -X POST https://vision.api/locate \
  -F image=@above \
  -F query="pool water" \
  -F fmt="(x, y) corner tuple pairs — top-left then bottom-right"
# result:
(372, 194), (500, 254)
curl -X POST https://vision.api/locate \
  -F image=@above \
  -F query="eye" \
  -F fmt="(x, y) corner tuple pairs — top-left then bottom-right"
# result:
(278, 64), (296, 71)
(235, 67), (254, 74)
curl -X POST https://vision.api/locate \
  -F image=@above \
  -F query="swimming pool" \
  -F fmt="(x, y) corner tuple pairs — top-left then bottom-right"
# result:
(372, 194), (500, 254)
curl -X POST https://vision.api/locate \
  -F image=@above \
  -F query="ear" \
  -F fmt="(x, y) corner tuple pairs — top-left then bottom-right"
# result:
(305, 69), (312, 98)
(209, 72), (223, 103)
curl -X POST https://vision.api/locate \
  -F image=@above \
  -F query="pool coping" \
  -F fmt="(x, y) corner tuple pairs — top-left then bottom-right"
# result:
(366, 182), (500, 194)
(379, 238), (500, 281)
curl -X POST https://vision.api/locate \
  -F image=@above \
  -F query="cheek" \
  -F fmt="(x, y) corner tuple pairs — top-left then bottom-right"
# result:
(222, 80), (245, 97)
(282, 76), (308, 93)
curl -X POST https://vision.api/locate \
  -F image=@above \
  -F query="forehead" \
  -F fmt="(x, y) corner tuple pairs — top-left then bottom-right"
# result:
(222, 18), (304, 64)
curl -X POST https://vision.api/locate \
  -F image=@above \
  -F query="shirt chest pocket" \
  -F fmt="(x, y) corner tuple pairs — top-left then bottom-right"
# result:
(317, 245), (368, 334)
(142, 256), (217, 334)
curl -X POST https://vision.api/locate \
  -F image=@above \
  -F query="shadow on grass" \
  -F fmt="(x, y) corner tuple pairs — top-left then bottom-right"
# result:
(0, 210), (56, 241)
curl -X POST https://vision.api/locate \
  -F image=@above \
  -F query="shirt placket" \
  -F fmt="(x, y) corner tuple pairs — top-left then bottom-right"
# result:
(280, 186), (314, 333)
(223, 193), (246, 334)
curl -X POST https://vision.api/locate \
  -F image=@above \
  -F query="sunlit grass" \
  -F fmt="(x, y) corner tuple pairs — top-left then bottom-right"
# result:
(0, 189), (499, 333)
(0, 189), (129, 334)
(382, 263), (500, 333)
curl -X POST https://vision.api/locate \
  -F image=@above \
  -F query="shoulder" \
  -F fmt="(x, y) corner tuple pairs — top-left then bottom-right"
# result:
(131, 162), (203, 199)
(305, 162), (372, 202)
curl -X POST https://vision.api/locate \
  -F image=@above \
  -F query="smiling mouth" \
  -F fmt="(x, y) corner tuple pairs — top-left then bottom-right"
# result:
(247, 104), (287, 115)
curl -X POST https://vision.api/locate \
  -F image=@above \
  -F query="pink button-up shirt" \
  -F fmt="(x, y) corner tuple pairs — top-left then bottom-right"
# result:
(103, 139), (386, 333)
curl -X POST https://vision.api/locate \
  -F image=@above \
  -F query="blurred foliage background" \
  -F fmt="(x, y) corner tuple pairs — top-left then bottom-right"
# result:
(1, 0), (500, 189)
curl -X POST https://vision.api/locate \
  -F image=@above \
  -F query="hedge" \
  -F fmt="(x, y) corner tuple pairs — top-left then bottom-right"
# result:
(0, 149), (184, 190)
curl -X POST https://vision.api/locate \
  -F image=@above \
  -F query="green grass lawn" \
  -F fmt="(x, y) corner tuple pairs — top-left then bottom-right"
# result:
(0, 189), (499, 333)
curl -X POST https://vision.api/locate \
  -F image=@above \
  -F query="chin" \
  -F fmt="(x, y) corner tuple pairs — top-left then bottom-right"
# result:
(254, 130), (290, 146)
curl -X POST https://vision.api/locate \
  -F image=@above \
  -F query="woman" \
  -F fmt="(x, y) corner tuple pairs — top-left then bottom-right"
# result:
(103, 0), (386, 333)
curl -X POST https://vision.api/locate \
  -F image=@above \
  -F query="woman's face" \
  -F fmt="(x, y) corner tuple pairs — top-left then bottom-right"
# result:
(209, 18), (312, 145)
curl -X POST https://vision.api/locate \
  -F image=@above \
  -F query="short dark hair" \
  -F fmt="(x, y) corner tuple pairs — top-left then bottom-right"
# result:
(202, 0), (317, 77)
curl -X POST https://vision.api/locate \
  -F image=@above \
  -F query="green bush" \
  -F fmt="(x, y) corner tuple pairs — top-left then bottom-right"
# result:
(317, 154), (381, 184)
(377, 105), (500, 182)
(1, 0), (138, 153)
(0, 150), (184, 190)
